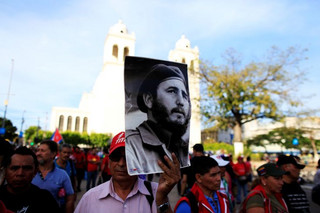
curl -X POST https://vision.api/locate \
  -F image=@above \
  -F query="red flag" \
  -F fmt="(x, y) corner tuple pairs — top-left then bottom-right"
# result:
(51, 128), (63, 144)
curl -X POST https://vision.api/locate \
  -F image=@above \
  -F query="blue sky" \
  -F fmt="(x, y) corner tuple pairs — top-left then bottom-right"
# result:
(0, 0), (319, 132)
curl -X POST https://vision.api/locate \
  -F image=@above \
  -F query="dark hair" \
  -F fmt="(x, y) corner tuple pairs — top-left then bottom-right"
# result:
(317, 159), (320, 169)
(59, 143), (72, 151)
(193, 144), (204, 153)
(3, 146), (38, 168)
(40, 140), (58, 153)
(137, 64), (188, 113)
(0, 138), (14, 167)
(192, 156), (218, 176)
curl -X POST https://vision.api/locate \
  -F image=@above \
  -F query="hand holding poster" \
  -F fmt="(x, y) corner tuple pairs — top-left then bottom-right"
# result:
(124, 56), (191, 175)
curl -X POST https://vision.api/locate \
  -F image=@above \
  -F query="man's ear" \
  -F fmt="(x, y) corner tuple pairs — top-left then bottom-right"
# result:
(261, 176), (267, 186)
(195, 173), (202, 183)
(51, 152), (57, 160)
(143, 93), (153, 109)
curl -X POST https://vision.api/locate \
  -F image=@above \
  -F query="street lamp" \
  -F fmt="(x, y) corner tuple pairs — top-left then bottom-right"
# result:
(1, 59), (14, 136)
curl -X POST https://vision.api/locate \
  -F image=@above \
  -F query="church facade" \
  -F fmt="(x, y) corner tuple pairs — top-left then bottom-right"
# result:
(50, 21), (201, 147)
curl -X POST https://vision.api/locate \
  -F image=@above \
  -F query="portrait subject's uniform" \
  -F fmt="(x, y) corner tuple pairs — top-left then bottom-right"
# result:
(126, 120), (189, 175)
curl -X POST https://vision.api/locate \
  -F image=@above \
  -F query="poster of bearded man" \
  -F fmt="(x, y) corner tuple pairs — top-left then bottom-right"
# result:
(124, 56), (191, 175)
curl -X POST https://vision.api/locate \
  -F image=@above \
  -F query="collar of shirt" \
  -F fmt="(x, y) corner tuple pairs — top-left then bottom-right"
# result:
(39, 163), (56, 180)
(97, 178), (154, 201)
(145, 120), (172, 148)
(205, 191), (221, 213)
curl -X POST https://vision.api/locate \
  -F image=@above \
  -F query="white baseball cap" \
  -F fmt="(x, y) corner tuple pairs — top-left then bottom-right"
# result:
(211, 155), (229, 167)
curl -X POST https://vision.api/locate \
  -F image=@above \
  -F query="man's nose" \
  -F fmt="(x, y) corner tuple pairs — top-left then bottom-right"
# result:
(176, 92), (185, 106)
(16, 167), (24, 175)
(118, 156), (126, 166)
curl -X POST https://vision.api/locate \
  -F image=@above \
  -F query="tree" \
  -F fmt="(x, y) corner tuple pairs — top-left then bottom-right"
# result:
(61, 131), (87, 145)
(89, 133), (112, 147)
(0, 117), (18, 141)
(25, 126), (40, 142)
(25, 126), (52, 144)
(200, 46), (308, 142)
(247, 126), (320, 153)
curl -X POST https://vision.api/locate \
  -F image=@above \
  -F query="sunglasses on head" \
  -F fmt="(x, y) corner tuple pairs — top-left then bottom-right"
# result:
(109, 149), (126, 162)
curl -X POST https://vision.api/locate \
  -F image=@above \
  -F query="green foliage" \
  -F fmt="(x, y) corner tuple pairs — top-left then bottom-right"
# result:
(25, 126), (39, 141)
(249, 153), (264, 161)
(0, 117), (18, 141)
(200, 46), (308, 142)
(61, 131), (87, 145)
(88, 133), (112, 147)
(24, 126), (111, 147)
(247, 127), (312, 150)
(203, 140), (234, 155)
(24, 126), (52, 145)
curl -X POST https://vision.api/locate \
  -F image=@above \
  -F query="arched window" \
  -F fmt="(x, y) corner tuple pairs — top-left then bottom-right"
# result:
(67, 116), (72, 131)
(75, 116), (80, 132)
(112, 45), (118, 59)
(83, 117), (88, 133)
(58, 115), (64, 131)
(123, 47), (129, 61)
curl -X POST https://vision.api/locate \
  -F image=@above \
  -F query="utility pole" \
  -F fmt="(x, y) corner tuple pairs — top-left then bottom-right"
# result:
(20, 110), (25, 135)
(1, 59), (14, 136)
(19, 110), (25, 146)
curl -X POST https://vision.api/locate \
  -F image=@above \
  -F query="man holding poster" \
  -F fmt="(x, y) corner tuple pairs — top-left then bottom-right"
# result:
(125, 57), (191, 175)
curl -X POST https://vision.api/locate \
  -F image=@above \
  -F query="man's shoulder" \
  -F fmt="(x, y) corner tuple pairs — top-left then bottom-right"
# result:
(126, 128), (141, 138)
(126, 121), (151, 137)
(282, 181), (306, 194)
(53, 166), (71, 180)
(54, 166), (68, 174)
(81, 181), (111, 200)
(125, 128), (144, 146)
(245, 193), (265, 209)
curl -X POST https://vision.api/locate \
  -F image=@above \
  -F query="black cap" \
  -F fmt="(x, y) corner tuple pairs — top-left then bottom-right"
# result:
(276, 155), (305, 169)
(257, 163), (288, 177)
(137, 64), (187, 113)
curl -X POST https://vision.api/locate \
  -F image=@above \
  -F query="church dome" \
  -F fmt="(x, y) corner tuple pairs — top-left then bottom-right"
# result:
(109, 20), (128, 34)
(175, 35), (191, 49)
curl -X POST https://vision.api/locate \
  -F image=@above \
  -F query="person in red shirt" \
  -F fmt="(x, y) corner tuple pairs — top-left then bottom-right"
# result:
(233, 156), (248, 204)
(245, 156), (253, 189)
(73, 146), (86, 192)
(86, 148), (100, 191)
(98, 146), (111, 183)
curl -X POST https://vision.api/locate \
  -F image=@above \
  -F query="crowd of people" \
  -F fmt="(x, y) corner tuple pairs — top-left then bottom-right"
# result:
(1, 134), (319, 212)
(177, 143), (315, 213)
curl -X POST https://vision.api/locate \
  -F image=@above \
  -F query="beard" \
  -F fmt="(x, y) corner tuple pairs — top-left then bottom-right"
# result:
(151, 99), (190, 137)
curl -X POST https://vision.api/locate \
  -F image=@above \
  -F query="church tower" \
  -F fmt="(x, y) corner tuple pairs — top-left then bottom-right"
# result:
(78, 20), (136, 135)
(169, 35), (201, 147)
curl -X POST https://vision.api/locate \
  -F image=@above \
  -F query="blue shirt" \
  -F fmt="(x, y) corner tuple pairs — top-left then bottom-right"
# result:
(176, 191), (221, 213)
(54, 159), (76, 178)
(206, 192), (220, 213)
(32, 164), (74, 206)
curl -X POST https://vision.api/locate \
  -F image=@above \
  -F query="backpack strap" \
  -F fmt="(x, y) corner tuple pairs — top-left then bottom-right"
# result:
(186, 191), (198, 213)
(144, 181), (154, 211)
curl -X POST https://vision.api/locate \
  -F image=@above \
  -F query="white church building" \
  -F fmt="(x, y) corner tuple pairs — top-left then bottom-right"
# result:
(50, 21), (201, 147)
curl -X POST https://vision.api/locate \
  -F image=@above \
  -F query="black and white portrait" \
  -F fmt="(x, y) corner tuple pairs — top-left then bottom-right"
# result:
(124, 56), (191, 175)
